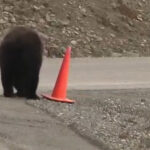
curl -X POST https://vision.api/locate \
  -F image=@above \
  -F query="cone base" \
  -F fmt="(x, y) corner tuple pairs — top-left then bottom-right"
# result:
(42, 94), (75, 103)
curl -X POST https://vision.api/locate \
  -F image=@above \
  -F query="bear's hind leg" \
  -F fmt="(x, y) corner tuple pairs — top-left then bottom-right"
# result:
(13, 75), (26, 97)
(1, 67), (14, 97)
(24, 69), (40, 100)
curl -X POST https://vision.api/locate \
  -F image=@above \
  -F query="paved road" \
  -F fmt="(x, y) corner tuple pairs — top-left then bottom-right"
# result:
(40, 57), (150, 90)
(0, 57), (149, 92)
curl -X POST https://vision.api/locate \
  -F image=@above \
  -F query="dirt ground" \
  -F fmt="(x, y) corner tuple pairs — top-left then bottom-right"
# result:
(27, 89), (150, 150)
(0, 0), (150, 57)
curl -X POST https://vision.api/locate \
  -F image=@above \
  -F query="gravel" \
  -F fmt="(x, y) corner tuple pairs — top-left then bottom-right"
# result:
(27, 89), (150, 150)
(1, 0), (150, 57)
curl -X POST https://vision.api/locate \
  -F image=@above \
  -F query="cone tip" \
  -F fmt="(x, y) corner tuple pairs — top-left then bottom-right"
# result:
(67, 46), (72, 53)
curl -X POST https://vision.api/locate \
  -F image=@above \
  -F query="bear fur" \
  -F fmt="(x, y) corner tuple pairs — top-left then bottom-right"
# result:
(0, 26), (43, 99)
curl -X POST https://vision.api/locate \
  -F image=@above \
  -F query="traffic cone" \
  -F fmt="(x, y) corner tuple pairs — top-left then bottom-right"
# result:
(42, 47), (75, 103)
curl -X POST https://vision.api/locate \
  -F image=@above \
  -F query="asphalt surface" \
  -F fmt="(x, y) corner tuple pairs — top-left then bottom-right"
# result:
(1, 57), (150, 150)
(40, 57), (150, 91)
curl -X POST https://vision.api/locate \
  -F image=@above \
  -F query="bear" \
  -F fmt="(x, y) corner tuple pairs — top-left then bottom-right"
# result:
(0, 26), (43, 99)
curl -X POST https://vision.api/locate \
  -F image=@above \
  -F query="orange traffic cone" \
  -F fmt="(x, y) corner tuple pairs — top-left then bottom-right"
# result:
(42, 47), (75, 103)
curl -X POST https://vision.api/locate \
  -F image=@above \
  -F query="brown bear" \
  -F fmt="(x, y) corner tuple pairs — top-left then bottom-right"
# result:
(0, 26), (43, 99)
